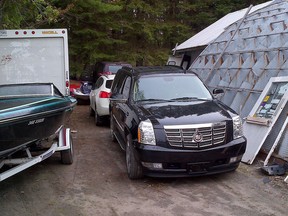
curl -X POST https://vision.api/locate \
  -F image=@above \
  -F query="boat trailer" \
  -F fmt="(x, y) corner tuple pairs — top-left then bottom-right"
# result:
(0, 127), (73, 182)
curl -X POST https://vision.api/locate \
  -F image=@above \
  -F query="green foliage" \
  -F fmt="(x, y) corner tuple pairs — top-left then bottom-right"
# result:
(0, 0), (60, 28)
(63, 0), (123, 76)
(0, 0), (270, 77)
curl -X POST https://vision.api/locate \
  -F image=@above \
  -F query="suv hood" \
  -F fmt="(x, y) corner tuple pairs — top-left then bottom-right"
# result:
(136, 100), (234, 128)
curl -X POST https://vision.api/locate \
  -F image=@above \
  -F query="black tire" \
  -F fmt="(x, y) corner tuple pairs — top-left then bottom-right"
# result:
(110, 114), (117, 142)
(95, 108), (103, 126)
(126, 135), (143, 179)
(61, 135), (74, 164)
(89, 106), (95, 117)
(76, 98), (87, 105)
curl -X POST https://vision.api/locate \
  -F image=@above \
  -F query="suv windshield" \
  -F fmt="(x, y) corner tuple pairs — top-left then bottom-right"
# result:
(133, 74), (212, 102)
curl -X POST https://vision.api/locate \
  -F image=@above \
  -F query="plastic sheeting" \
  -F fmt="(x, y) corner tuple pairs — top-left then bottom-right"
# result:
(189, 0), (288, 119)
(189, 0), (288, 160)
(175, 1), (272, 51)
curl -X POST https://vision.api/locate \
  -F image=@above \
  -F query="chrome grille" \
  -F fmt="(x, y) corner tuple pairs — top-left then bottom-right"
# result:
(164, 122), (226, 148)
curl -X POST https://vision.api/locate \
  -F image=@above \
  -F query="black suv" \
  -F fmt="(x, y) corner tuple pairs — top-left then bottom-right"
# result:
(110, 66), (246, 179)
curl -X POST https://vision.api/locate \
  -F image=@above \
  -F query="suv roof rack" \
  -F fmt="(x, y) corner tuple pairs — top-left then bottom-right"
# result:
(164, 65), (183, 69)
(122, 66), (133, 71)
(120, 65), (190, 75)
(133, 65), (185, 73)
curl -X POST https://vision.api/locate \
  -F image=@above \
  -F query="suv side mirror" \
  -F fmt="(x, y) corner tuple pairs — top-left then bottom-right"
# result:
(213, 88), (224, 94)
(167, 61), (176, 66)
(110, 93), (128, 103)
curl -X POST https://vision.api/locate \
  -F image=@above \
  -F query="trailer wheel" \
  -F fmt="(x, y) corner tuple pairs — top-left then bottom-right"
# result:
(61, 135), (74, 164)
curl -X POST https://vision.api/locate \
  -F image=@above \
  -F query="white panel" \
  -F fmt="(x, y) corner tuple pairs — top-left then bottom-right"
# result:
(242, 76), (288, 164)
(0, 38), (65, 94)
(277, 127), (288, 159)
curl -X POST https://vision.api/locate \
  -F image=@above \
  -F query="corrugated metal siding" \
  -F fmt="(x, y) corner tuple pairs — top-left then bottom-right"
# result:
(189, 0), (288, 118)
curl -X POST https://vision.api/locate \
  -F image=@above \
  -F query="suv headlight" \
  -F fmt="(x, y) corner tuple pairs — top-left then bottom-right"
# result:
(138, 119), (156, 145)
(232, 116), (243, 139)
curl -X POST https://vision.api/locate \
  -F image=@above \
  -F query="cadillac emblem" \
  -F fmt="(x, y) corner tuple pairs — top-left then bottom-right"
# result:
(193, 129), (203, 142)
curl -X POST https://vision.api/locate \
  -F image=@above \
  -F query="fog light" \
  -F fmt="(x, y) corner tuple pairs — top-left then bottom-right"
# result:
(229, 155), (242, 163)
(142, 162), (163, 170)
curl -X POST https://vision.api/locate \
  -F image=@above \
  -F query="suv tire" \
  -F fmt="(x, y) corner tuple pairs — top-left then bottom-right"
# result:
(126, 135), (143, 179)
(110, 114), (117, 142)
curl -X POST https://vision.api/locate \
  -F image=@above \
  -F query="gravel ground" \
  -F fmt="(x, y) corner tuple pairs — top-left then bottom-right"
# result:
(0, 105), (288, 216)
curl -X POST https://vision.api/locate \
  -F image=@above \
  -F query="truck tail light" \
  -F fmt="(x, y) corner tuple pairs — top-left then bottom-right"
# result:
(99, 91), (110, 98)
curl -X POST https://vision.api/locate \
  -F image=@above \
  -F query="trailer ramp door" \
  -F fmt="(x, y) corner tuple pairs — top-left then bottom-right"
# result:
(0, 37), (65, 94)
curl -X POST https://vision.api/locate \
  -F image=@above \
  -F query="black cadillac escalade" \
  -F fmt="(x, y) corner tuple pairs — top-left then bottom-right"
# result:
(109, 66), (246, 179)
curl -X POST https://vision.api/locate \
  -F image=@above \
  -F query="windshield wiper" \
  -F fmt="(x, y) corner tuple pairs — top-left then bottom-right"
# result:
(171, 97), (210, 101)
(137, 98), (174, 102)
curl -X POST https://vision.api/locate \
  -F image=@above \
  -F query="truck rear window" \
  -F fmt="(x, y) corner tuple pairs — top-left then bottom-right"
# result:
(106, 80), (113, 89)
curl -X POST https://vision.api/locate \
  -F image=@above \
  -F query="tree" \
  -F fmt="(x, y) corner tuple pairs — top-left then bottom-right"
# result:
(0, 0), (60, 29)
(0, 0), (270, 77)
(110, 0), (190, 66)
(56, 0), (123, 77)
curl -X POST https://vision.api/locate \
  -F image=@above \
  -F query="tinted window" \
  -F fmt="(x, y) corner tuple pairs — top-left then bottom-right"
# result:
(105, 80), (113, 89)
(133, 74), (212, 101)
(122, 76), (131, 99)
(95, 77), (104, 89)
(112, 73), (126, 95)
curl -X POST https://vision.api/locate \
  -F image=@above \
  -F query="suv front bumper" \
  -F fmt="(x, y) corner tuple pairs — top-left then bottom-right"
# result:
(134, 137), (246, 177)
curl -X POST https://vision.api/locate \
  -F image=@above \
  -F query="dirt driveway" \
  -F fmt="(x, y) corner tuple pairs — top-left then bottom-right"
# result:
(1, 105), (288, 216)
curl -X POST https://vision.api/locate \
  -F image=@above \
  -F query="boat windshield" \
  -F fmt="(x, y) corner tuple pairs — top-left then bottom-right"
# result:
(0, 83), (54, 98)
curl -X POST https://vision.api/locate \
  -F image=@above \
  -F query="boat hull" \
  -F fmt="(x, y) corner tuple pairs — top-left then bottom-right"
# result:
(0, 95), (76, 159)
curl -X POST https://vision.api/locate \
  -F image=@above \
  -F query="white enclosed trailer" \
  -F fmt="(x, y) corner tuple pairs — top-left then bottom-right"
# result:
(0, 29), (70, 95)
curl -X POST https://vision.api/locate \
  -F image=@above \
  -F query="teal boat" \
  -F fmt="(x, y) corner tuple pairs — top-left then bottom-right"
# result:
(0, 83), (77, 159)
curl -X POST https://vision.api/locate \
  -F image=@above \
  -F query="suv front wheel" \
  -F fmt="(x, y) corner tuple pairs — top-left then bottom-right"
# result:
(126, 135), (143, 179)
